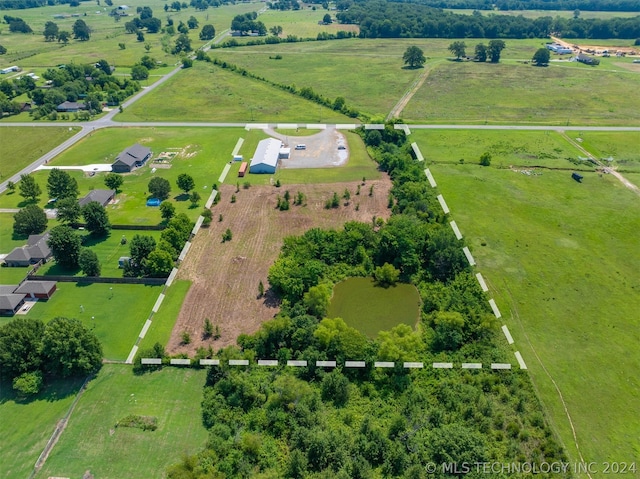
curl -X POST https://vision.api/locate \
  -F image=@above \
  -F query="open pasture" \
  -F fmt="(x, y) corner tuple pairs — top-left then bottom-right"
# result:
(328, 277), (421, 339)
(27, 282), (163, 360)
(576, 131), (640, 173)
(404, 61), (640, 125)
(35, 365), (207, 479)
(426, 157), (640, 471)
(256, 9), (360, 38)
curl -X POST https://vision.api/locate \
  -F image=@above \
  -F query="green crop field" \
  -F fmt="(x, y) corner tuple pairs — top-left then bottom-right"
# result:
(27, 282), (162, 360)
(403, 61), (640, 125)
(328, 277), (421, 338)
(35, 365), (208, 479)
(0, 376), (87, 479)
(116, 61), (352, 123)
(421, 143), (640, 471)
(576, 131), (640, 173)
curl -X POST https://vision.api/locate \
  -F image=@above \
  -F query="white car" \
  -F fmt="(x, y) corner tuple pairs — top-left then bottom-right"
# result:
(295, 144), (306, 150)
(633, 59), (640, 63)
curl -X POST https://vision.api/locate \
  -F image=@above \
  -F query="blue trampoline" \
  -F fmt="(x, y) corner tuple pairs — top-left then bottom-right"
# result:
(147, 198), (161, 206)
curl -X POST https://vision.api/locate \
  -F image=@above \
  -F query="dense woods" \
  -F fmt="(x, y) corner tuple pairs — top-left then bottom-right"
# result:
(335, 0), (640, 39)
(402, 0), (640, 12)
(163, 124), (569, 478)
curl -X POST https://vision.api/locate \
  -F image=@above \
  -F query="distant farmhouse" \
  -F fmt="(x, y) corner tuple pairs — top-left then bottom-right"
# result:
(249, 138), (289, 174)
(576, 53), (599, 65)
(111, 144), (152, 173)
(56, 101), (87, 113)
(4, 232), (52, 267)
(79, 189), (116, 208)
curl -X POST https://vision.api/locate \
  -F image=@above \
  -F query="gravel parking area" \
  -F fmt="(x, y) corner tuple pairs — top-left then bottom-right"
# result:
(265, 126), (349, 169)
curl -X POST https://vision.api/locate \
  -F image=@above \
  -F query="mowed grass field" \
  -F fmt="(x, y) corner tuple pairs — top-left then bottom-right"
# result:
(421, 142), (640, 471)
(26, 282), (163, 360)
(0, 127), (80, 180)
(0, 376), (87, 479)
(116, 61), (352, 123)
(35, 365), (208, 479)
(577, 131), (640, 173)
(403, 61), (640, 125)
(328, 277), (421, 339)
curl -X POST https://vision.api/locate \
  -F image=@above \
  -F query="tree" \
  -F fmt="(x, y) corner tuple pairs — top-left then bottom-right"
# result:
(13, 371), (43, 396)
(488, 39), (506, 63)
(187, 15), (198, 29)
(222, 228), (232, 242)
(176, 173), (195, 193)
(41, 317), (103, 378)
(448, 40), (466, 60)
(148, 177), (171, 200)
(79, 248), (101, 276)
(173, 33), (192, 53)
(145, 249), (173, 277)
(0, 45), (6, 55)
(55, 197), (81, 224)
(199, 24), (215, 40)
(96, 59), (112, 75)
(19, 174), (41, 202)
(72, 19), (91, 41)
(322, 13), (332, 24)
(159, 200), (175, 221)
(47, 225), (82, 269)
(203, 318), (213, 338)
(43, 21), (59, 41)
(189, 191), (201, 207)
(258, 280), (264, 298)
(303, 283), (331, 318)
(0, 317), (45, 380)
(532, 47), (551, 66)
(373, 262), (400, 287)
(139, 55), (156, 70)
(402, 45), (425, 69)
(321, 370), (349, 407)
(47, 168), (78, 200)
(6, 181), (15, 192)
(57, 31), (70, 43)
(137, 30), (145, 42)
(13, 204), (47, 236)
(131, 64), (149, 80)
(82, 201), (111, 236)
(479, 152), (492, 166)
(104, 172), (124, 192)
(474, 43), (487, 62)
(129, 234), (156, 272)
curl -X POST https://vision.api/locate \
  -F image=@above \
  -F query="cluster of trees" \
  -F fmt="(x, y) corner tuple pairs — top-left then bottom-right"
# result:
(383, 0), (640, 11)
(0, 317), (102, 396)
(131, 54), (166, 81)
(335, 0), (640, 39)
(230, 12), (267, 35)
(0, 74), (38, 116)
(123, 6), (162, 37)
(3, 14), (31, 32)
(448, 39), (506, 62)
(158, 120), (568, 478)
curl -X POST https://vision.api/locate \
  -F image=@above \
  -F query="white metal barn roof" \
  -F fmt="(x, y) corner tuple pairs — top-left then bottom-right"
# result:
(250, 138), (282, 170)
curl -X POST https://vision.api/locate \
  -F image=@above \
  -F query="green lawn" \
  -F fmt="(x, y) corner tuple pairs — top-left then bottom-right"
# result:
(0, 376), (87, 479)
(404, 60), (640, 125)
(0, 127), (80, 180)
(35, 364), (208, 479)
(424, 154), (640, 471)
(116, 61), (352, 123)
(328, 277), (421, 339)
(576, 131), (640, 173)
(0, 212), (33, 255)
(27, 282), (163, 361)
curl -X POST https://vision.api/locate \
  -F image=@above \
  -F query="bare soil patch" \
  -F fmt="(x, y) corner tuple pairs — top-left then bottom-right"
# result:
(168, 179), (393, 355)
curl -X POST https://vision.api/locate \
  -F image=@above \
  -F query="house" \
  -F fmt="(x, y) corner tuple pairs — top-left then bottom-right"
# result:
(56, 101), (86, 112)
(249, 138), (282, 174)
(4, 232), (52, 267)
(78, 189), (116, 208)
(0, 287), (26, 315)
(14, 280), (57, 300)
(111, 143), (152, 173)
(0, 66), (20, 74)
(576, 53), (598, 65)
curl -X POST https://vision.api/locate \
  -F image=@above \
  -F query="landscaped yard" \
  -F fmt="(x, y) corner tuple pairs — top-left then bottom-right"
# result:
(328, 277), (421, 338)
(424, 153), (640, 470)
(35, 365), (208, 479)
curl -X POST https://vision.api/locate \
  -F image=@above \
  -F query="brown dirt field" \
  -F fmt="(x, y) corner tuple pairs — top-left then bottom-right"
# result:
(167, 178), (393, 355)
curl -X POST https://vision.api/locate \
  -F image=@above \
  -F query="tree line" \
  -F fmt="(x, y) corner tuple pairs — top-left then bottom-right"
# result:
(335, 0), (640, 39)
(392, 0), (640, 12)
(137, 122), (570, 477)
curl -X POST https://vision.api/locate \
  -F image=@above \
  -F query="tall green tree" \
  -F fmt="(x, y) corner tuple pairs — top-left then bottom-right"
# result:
(448, 40), (467, 60)
(18, 174), (41, 202)
(176, 173), (195, 193)
(532, 47), (551, 66)
(0, 317), (45, 380)
(187, 15), (198, 29)
(488, 39), (506, 63)
(79, 248), (101, 276)
(173, 33), (192, 53)
(199, 24), (215, 40)
(148, 176), (171, 200)
(402, 45), (425, 68)
(41, 317), (103, 378)
(47, 225), (82, 269)
(104, 172), (124, 192)
(55, 197), (81, 224)
(43, 21), (59, 41)
(129, 234), (157, 273)
(72, 19), (91, 41)
(474, 43), (487, 62)
(159, 200), (175, 221)
(13, 204), (47, 236)
(303, 283), (331, 318)
(82, 201), (111, 237)
(145, 249), (174, 277)
(47, 168), (79, 200)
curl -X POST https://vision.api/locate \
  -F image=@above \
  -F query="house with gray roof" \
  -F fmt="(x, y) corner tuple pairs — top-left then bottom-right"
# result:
(4, 232), (52, 267)
(79, 189), (116, 208)
(111, 143), (152, 173)
(14, 280), (57, 299)
(0, 293), (26, 316)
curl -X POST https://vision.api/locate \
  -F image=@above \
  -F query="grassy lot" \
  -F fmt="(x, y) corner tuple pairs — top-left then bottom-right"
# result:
(425, 156), (640, 472)
(0, 127), (80, 180)
(328, 277), (421, 338)
(116, 61), (352, 123)
(410, 129), (587, 169)
(226, 131), (382, 185)
(0, 127), (246, 224)
(27, 282), (163, 361)
(0, 376), (87, 479)
(35, 364), (207, 479)
(403, 61), (640, 125)
(576, 131), (640, 173)
(0, 0), (260, 68)
(239, 8), (360, 38)
(137, 279), (191, 351)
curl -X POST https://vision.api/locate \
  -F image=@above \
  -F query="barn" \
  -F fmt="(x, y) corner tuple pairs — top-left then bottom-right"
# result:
(249, 138), (282, 174)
